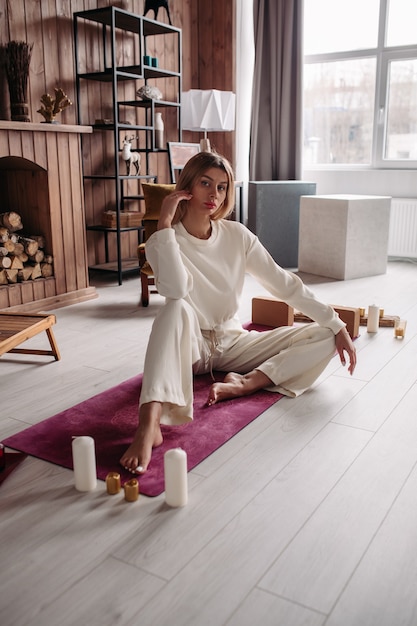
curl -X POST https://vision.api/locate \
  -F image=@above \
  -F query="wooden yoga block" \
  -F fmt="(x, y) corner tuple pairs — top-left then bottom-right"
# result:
(252, 297), (294, 328)
(294, 306), (360, 339)
(332, 306), (360, 339)
(252, 297), (360, 339)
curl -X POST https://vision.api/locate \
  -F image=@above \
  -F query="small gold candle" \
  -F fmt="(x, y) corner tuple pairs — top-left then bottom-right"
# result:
(359, 307), (365, 317)
(106, 472), (121, 495)
(379, 308), (385, 318)
(124, 478), (139, 502)
(394, 319), (407, 339)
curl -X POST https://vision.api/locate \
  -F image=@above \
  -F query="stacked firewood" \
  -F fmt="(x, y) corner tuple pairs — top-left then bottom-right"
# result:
(0, 212), (53, 285)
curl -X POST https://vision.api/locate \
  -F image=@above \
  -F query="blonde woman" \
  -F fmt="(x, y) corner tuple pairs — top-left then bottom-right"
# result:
(121, 152), (356, 473)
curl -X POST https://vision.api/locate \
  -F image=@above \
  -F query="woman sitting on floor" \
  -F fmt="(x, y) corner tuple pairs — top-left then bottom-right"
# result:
(120, 151), (356, 474)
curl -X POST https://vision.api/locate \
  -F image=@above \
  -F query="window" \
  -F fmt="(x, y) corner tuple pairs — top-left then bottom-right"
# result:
(303, 0), (417, 168)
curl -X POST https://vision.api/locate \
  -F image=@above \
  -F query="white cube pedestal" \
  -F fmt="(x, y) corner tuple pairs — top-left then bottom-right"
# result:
(298, 194), (391, 280)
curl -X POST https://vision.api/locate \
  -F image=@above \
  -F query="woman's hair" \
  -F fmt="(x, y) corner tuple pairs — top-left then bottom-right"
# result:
(173, 151), (236, 223)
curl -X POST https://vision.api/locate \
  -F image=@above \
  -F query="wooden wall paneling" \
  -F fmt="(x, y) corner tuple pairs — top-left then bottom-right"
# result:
(24, 169), (42, 236)
(0, 129), (8, 154)
(24, 0), (44, 124)
(68, 132), (89, 288)
(44, 275), (56, 298)
(0, 287), (10, 309)
(21, 129), (35, 162)
(6, 0), (26, 43)
(32, 123), (48, 169)
(19, 279), (35, 304)
(54, 1), (77, 126)
(7, 282), (24, 307)
(57, 132), (77, 293)
(7, 130), (23, 158)
(31, 169), (52, 249)
(197, 1), (213, 89)
(188, 0), (199, 90)
(0, 0), (11, 120)
(32, 275), (46, 301)
(76, 7), (102, 266)
(39, 2), (60, 124)
(45, 131), (66, 294)
(195, 0), (235, 164)
(2, 169), (15, 209)
(85, 14), (108, 263)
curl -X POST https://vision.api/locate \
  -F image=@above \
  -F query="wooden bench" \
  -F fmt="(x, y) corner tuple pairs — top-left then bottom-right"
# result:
(0, 312), (60, 361)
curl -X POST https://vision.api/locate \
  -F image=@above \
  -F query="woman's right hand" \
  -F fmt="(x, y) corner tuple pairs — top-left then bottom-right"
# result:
(157, 190), (192, 230)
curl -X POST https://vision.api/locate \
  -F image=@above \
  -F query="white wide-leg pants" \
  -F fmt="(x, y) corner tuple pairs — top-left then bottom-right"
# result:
(139, 299), (336, 425)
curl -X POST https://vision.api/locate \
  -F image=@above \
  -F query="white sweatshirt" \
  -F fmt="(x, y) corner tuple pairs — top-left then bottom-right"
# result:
(145, 219), (345, 335)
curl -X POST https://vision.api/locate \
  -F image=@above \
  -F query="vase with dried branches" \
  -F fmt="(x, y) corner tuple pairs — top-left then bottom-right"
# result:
(5, 41), (33, 122)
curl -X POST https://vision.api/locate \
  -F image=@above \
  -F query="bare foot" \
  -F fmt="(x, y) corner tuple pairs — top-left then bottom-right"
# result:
(207, 373), (246, 406)
(120, 402), (163, 474)
(207, 370), (272, 406)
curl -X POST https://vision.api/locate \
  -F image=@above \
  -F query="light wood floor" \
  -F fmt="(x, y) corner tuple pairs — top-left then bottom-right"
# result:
(1, 260), (417, 626)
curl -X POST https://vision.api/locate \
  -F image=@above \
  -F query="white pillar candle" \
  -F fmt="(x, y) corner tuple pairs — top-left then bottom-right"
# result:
(72, 436), (97, 492)
(164, 448), (188, 507)
(367, 305), (380, 333)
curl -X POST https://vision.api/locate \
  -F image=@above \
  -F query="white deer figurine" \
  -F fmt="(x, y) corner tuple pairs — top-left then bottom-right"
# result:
(121, 135), (141, 175)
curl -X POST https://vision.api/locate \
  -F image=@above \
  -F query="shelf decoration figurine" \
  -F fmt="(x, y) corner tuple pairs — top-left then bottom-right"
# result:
(5, 40), (33, 122)
(37, 87), (72, 123)
(121, 135), (141, 175)
(143, 0), (172, 25)
(136, 85), (162, 101)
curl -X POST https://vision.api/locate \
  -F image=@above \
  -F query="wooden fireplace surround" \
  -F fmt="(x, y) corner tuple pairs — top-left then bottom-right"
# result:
(0, 121), (97, 311)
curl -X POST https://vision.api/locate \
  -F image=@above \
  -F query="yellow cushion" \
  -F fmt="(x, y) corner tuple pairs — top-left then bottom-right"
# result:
(142, 182), (176, 220)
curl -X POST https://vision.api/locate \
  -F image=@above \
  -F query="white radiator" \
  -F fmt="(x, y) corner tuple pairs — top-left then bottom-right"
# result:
(388, 198), (417, 258)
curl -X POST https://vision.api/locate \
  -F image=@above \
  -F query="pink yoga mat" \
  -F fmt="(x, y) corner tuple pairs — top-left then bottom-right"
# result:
(3, 371), (282, 496)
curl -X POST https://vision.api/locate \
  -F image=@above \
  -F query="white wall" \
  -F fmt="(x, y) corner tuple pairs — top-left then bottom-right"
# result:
(302, 168), (417, 198)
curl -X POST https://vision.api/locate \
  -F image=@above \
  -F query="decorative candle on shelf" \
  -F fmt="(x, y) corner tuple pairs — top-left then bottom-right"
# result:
(164, 448), (188, 507)
(71, 436), (97, 492)
(124, 478), (139, 502)
(367, 305), (380, 333)
(394, 319), (407, 339)
(155, 112), (164, 150)
(106, 472), (121, 495)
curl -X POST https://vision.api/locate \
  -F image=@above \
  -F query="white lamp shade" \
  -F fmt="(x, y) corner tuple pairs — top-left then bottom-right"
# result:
(181, 89), (236, 132)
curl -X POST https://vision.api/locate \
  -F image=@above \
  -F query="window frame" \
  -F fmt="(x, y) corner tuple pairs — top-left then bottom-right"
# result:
(303, 0), (417, 170)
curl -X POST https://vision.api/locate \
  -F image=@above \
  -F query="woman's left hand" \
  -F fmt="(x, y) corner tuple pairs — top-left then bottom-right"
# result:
(335, 327), (357, 375)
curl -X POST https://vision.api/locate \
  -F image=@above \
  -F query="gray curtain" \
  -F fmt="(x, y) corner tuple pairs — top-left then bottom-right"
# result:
(249, 0), (303, 180)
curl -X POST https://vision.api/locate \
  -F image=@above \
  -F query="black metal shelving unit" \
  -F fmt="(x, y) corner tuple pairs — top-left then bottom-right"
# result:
(73, 6), (182, 284)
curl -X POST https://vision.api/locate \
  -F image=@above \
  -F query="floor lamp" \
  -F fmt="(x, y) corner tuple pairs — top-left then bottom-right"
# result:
(181, 89), (236, 152)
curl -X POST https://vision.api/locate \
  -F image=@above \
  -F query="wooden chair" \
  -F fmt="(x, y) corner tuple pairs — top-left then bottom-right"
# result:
(138, 183), (176, 306)
(167, 142), (201, 183)
(139, 145), (200, 306)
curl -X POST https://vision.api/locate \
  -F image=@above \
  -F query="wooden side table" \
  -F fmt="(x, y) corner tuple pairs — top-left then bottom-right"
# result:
(0, 313), (60, 361)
